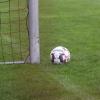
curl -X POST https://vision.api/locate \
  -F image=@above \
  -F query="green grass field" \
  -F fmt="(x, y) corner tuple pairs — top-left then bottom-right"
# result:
(0, 0), (100, 100)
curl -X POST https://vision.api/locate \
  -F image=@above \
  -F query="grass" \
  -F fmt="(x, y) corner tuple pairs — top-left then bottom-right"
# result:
(0, 65), (70, 100)
(0, 0), (100, 100)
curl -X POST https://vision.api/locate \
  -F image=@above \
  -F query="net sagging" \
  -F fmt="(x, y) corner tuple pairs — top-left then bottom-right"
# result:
(0, 0), (28, 64)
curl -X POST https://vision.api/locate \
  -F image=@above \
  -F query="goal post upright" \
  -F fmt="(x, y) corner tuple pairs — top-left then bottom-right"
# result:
(28, 0), (40, 64)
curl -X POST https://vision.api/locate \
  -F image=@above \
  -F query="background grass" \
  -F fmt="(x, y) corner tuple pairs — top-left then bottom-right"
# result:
(0, 0), (100, 100)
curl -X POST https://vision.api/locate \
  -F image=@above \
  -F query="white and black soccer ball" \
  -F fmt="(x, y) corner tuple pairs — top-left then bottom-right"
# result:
(50, 46), (70, 64)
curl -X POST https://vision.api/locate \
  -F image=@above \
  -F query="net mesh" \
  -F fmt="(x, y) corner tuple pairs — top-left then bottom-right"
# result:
(0, 0), (28, 63)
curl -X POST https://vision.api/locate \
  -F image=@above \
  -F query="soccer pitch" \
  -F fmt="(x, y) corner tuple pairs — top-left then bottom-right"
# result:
(0, 0), (100, 100)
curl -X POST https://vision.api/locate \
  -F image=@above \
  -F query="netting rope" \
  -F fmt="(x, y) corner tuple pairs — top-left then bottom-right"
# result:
(0, 0), (28, 64)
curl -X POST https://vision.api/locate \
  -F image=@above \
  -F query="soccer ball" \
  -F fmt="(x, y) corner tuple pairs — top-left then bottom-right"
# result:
(50, 46), (70, 64)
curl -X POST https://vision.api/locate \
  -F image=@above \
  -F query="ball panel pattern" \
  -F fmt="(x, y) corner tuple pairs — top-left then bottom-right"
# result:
(50, 46), (70, 64)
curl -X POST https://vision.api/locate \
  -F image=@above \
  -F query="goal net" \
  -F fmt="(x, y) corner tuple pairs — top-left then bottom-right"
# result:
(0, 0), (40, 64)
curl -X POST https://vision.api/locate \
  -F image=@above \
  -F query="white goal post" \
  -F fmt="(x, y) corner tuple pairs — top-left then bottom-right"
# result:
(28, 0), (40, 64)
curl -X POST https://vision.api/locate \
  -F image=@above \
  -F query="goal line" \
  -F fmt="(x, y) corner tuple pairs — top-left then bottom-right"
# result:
(0, 61), (24, 64)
